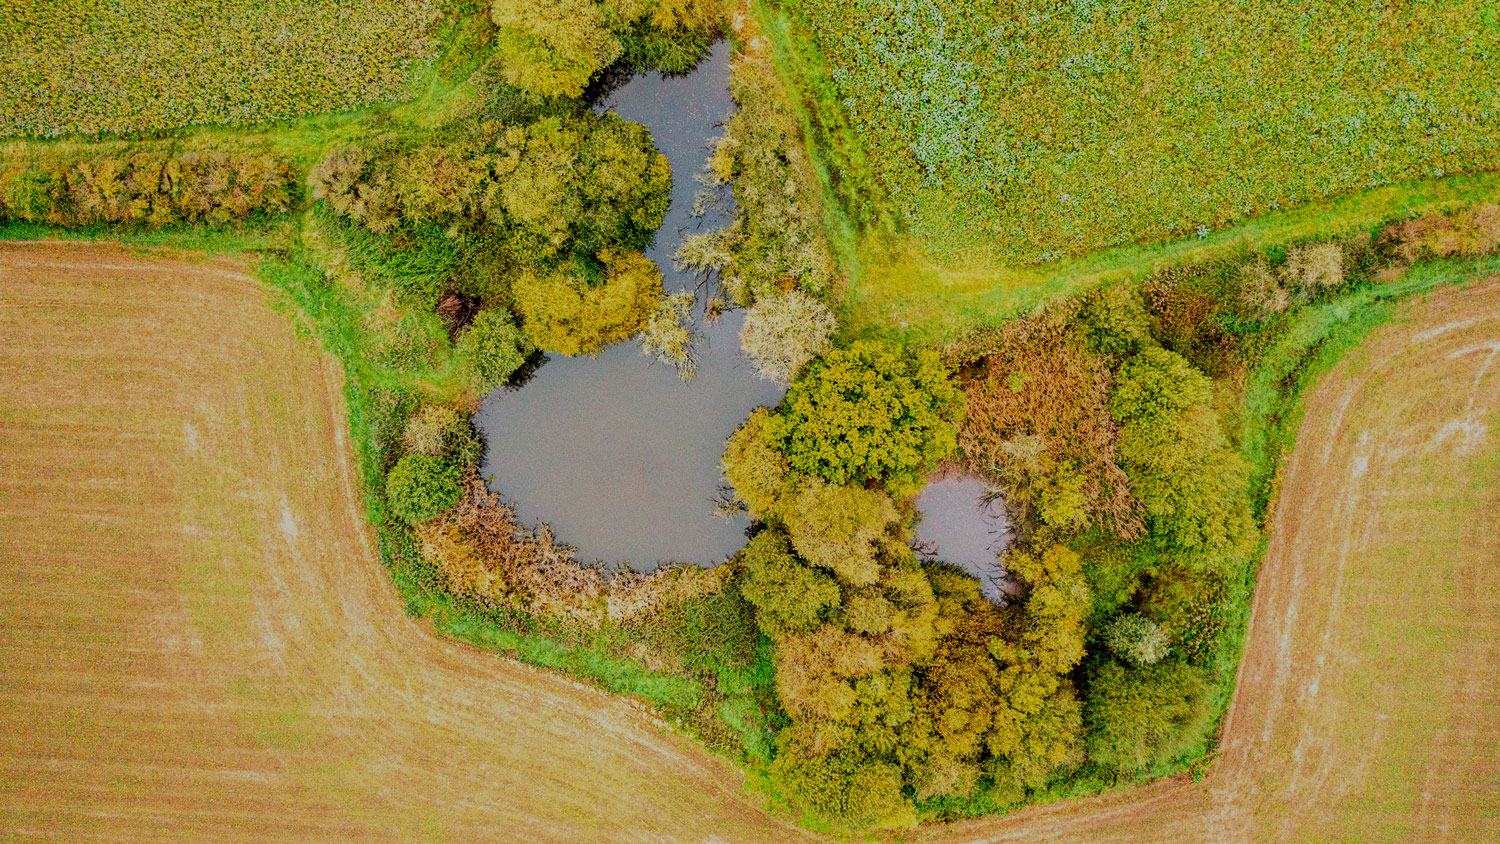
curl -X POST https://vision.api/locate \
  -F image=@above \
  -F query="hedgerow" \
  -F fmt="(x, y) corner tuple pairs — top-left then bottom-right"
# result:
(779, 0), (1500, 261)
(0, 0), (444, 137)
(0, 147), (295, 227)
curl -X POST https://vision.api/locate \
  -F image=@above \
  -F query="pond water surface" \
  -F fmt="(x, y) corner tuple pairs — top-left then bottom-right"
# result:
(475, 44), (1012, 580)
(474, 42), (785, 570)
(914, 477), (1016, 602)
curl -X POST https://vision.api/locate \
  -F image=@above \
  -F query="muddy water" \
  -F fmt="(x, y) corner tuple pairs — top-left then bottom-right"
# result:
(474, 43), (784, 570)
(914, 477), (1016, 602)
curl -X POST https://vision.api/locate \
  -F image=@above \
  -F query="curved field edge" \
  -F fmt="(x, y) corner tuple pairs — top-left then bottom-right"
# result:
(0, 241), (813, 842)
(934, 268), (1500, 842)
(750, 1), (1500, 346)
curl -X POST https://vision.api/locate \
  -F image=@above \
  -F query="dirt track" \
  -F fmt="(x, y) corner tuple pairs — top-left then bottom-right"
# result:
(1, 242), (1496, 842)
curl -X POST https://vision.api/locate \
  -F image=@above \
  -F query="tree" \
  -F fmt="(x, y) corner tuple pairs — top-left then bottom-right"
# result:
(1077, 283), (1151, 355)
(512, 250), (662, 355)
(1107, 346), (1211, 423)
(780, 479), (899, 587)
(738, 529), (840, 635)
(576, 117), (672, 254)
(765, 340), (964, 496)
(1109, 347), (1255, 568)
(1085, 659), (1214, 771)
(386, 455), (463, 525)
(1103, 613), (1172, 667)
(491, 0), (622, 98)
(721, 408), (790, 518)
(456, 308), (533, 393)
(738, 289), (837, 384)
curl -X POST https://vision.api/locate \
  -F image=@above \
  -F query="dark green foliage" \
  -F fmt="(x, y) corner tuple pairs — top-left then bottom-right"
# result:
(386, 454), (463, 524)
(456, 308), (533, 393)
(1141, 567), (1233, 665)
(765, 340), (965, 497)
(1078, 284), (1152, 356)
(1085, 659), (1215, 772)
(739, 529), (841, 635)
(1109, 347), (1255, 568)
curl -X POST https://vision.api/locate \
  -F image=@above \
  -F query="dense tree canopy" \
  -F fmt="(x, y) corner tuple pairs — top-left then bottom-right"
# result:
(764, 340), (964, 497)
(1109, 347), (1255, 568)
(512, 250), (662, 355)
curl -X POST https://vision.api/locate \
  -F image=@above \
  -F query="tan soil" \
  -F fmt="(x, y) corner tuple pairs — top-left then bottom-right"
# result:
(0, 242), (810, 843)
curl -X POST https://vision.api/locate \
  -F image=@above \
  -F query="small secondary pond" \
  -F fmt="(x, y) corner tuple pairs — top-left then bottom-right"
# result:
(914, 477), (1016, 602)
(475, 43), (1014, 580)
(475, 42), (784, 569)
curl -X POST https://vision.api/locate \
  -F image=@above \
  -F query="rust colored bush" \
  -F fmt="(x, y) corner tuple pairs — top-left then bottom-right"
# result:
(417, 474), (725, 628)
(955, 312), (1142, 539)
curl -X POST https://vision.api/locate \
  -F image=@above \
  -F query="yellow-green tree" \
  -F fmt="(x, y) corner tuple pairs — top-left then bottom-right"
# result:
(513, 250), (661, 355)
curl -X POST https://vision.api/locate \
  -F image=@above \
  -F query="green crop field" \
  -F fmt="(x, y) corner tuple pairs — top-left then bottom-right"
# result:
(0, 0), (445, 137)
(781, 0), (1500, 264)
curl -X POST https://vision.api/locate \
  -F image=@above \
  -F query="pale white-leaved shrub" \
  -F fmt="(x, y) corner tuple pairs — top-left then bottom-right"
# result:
(739, 288), (836, 384)
(1103, 613), (1172, 667)
(641, 290), (699, 380)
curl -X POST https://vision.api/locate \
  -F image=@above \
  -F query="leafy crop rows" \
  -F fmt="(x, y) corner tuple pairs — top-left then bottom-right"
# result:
(0, 0), (444, 137)
(782, 0), (1500, 262)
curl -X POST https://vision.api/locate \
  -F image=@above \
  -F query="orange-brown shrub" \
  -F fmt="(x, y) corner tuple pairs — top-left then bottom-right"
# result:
(952, 312), (1142, 539)
(416, 474), (726, 628)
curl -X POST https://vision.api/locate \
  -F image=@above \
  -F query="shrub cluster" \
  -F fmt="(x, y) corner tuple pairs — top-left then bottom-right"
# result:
(724, 342), (1103, 826)
(311, 116), (670, 281)
(490, 0), (723, 97)
(0, 149), (295, 227)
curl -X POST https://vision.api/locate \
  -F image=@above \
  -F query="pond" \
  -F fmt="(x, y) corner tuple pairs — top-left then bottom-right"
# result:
(475, 43), (1014, 581)
(474, 42), (784, 570)
(914, 477), (1016, 602)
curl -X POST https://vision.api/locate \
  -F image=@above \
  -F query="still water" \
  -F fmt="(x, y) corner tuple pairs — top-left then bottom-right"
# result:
(475, 42), (1011, 582)
(914, 477), (1016, 602)
(475, 42), (784, 569)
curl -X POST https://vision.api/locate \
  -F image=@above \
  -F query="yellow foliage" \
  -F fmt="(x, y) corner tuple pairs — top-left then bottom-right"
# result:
(512, 250), (662, 356)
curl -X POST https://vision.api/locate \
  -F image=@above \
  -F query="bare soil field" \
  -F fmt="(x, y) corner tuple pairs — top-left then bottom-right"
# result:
(0, 242), (808, 843)
(942, 277), (1500, 843)
(2, 242), (1496, 842)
